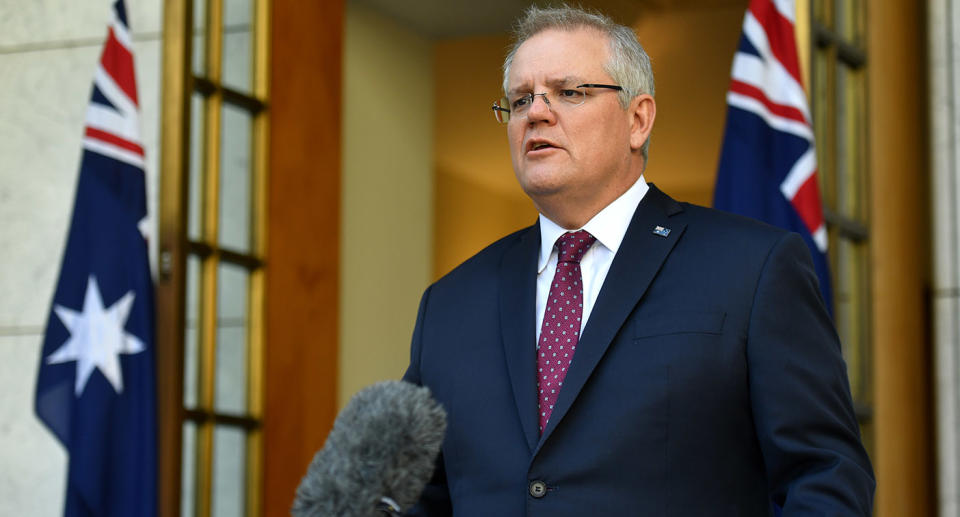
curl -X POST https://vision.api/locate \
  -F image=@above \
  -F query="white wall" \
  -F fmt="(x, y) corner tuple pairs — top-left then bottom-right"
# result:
(0, 1), (163, 515)
(930, 0), (960, 515)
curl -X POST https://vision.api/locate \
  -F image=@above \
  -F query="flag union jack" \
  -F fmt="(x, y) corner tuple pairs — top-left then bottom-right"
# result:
(35, 1), (157, 516)
(714, 0), (833, 312)
(82, 4), (145, 172)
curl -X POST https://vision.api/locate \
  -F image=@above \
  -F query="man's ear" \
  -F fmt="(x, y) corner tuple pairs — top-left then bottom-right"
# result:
(629, 94), (656, 151)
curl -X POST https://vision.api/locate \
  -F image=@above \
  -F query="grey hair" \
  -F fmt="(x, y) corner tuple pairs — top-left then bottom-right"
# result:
(502, 4), (655, 160)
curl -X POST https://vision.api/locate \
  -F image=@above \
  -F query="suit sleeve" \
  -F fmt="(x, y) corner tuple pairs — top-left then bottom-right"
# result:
(402, 286), (453, 517)
(746, 232), (875, 515)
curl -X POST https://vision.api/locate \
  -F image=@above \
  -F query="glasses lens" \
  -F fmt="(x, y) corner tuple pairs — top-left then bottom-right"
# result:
(494, 97), (510, 123)
(557, 88), (586, 105)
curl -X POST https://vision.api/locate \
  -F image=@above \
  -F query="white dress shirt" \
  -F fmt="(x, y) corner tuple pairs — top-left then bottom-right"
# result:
(535, 175), (649, 343)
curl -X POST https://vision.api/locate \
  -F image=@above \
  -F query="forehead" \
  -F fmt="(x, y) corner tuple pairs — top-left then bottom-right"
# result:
(508, 27), (611, 92)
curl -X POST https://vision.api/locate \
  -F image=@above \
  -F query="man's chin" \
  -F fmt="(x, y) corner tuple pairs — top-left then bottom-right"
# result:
(517, 178), (566, 201)
(516, 163), (571, 188)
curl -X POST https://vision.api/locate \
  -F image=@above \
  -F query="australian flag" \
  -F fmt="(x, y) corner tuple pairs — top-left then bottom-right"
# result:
(34, 1), (157, 516)
(714, 0), (833, 314)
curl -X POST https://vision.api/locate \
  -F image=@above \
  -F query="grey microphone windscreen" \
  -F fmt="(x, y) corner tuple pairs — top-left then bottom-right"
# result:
(291, 380), (447, 517)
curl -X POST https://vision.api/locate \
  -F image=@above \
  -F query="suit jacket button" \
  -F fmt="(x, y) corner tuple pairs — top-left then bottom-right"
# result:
(529, 480), (547, 498)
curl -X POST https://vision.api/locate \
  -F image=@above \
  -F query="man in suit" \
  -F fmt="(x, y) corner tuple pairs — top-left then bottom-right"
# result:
(403, 5), (874, 516)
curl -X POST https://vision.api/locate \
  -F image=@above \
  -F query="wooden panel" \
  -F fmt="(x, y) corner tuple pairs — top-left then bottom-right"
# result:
(157, 1), (191, 516)
(264, 0), (343, 515)
(867, 0), (934, 515)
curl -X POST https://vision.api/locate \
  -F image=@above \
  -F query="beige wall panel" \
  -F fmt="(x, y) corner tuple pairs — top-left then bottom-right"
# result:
(433, 34), (534, 278)
(339, 4), (434, 407)
(435, 34), (519, 201)
(0, 0), (161, 47)
(0, 334), (67, 516)
(0, 45), (97, 330)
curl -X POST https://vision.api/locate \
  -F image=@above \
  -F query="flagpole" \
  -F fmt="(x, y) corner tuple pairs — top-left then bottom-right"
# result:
(795, 0), (811, 95)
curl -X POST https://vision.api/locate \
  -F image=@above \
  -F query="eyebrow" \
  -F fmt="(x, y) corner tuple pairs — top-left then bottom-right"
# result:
(507, 75), (585, 96)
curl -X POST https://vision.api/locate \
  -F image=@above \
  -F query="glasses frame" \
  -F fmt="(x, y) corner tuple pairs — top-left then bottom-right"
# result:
(492, 83), (623, 123)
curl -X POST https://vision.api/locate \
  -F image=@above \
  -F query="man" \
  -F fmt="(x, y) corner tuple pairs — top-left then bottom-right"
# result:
(403, 6), (874, 516)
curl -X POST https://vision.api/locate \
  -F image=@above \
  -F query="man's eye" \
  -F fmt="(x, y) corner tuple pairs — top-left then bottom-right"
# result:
(559, 89), (580, 98)
(512, 96), (531, 109)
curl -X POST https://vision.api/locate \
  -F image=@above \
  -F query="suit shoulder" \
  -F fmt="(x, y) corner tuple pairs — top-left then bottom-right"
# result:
(678, 202), (789, 242)
(668, 202), (814, 271)
(646, 184), (786, 243)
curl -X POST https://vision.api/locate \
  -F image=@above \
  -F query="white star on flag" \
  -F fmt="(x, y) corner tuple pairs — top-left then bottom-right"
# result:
(47, 275), (146, 396)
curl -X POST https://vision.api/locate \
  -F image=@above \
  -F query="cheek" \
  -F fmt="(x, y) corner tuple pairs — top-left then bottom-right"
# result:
(578, 122), (627, 161)
(506, 127), (523, 157)
(566, 125), (602, 160)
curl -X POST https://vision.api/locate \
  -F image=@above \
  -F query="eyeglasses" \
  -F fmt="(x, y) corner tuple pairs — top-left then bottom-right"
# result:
(491, 83), (623, 123)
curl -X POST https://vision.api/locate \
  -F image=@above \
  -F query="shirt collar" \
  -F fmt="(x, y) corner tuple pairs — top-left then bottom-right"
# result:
(537, 174), (649, 273)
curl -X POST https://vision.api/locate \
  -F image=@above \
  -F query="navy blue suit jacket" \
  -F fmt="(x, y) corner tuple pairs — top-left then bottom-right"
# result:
(403, 185), (874, 516)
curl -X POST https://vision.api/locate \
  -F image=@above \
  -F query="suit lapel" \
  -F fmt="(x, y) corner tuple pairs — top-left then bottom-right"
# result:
(500, 223), (541, 453)
(537, 185), (686, 449)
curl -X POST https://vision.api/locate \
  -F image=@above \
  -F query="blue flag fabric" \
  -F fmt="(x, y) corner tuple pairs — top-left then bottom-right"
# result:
(34, 1), (157, 516)
(714, 0), (833, 314)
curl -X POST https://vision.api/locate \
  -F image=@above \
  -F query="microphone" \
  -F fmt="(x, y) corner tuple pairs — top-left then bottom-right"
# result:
(291, 380), (447, 517)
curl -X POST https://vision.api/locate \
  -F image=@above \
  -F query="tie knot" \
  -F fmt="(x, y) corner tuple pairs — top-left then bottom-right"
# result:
(556, 230), (596, 264)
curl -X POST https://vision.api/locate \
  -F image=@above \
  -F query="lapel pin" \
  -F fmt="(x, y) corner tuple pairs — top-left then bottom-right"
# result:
(652, 225), (671, 237)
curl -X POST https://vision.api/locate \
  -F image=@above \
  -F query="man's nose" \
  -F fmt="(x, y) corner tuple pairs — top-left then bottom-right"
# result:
(527, 93), (554, 121)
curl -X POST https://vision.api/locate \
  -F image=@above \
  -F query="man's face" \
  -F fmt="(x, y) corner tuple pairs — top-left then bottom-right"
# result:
(506, 28), (637, 218)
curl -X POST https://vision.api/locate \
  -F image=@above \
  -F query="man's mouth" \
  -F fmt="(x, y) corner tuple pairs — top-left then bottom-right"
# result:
(527, 139), (560, 153)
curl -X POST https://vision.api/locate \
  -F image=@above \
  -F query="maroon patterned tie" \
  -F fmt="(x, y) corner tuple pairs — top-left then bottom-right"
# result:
(537, 230), (596, 433)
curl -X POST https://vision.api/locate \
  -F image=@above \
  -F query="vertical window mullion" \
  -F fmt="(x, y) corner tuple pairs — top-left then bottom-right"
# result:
(197, 0), (224, 515)
(812, 0), (872, 447)
(196, 258), (217, 517)
(245, 1), (270, 515)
